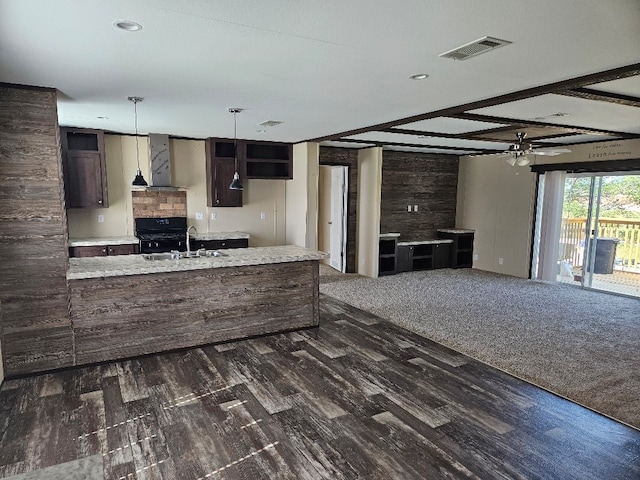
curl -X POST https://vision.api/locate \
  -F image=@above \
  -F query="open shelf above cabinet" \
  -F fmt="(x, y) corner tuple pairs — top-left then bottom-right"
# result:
(245, 141), (293, 179)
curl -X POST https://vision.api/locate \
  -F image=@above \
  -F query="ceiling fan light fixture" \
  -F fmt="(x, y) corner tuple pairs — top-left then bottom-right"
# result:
(505, 156), (517, 167)
(516, 155), (530, 167)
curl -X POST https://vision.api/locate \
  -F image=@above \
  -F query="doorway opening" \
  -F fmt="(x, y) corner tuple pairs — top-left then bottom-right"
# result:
(318, 165), (348, 273)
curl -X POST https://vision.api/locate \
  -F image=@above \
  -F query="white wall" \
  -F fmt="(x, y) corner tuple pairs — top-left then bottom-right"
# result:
(356, 147), (383, 277)
(285, 143), (319, 248)
(457, 155), (537, 278)
(67, 135), (287, 246)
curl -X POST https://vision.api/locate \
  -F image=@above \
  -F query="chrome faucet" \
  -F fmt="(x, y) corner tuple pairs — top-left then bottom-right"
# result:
(186, 225), (198, 257)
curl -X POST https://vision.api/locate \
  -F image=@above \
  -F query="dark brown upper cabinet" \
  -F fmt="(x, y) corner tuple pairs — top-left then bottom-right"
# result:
(245, 140), (293, 180)
(61, 127), (108, 208)
(205, 138), (244, 207)
(206, 137), (293, 207)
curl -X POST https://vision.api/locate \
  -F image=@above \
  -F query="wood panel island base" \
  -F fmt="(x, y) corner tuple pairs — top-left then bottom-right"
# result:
(67, 246), (325, 367)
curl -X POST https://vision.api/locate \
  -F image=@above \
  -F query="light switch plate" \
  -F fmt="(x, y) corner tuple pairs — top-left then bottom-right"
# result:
(97, 214), (104, 223)
(195, 212), (204, 220)
(260, 212), (266, 220)
(211, 212), (217, 220)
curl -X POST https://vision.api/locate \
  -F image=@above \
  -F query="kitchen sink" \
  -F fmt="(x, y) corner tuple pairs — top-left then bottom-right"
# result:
(142, 250), (225, 261)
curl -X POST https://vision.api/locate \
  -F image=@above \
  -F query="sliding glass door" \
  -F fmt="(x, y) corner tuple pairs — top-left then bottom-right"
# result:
(556, 173), (640, 297)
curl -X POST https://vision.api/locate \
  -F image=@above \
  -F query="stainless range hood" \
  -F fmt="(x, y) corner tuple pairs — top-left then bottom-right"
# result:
(135, 133), (185, 191)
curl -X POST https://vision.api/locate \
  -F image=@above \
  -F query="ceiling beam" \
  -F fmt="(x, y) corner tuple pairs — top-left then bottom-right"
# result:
(555, 87), (640, 108)
(337, 137), (502, 154)
(452, 112), (639, 139)
(308, 62), (640, 143)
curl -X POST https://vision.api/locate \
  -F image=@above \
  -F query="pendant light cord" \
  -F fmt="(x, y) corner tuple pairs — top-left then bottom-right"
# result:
(233, 109), (238, 171)
(134, 98), (140, 170)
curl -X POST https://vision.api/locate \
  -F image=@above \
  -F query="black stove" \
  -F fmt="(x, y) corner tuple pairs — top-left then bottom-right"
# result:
(135, 217), (188, 253)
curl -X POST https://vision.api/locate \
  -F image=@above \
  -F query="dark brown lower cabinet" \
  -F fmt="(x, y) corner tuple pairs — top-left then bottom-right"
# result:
(397, 241), (451, 272)
(69, 244), (138, 258)
(192, 238), (249, 250)
(437, 230), (474, 268)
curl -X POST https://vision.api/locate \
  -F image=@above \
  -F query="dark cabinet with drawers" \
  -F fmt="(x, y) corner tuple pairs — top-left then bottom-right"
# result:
(191, 238), (249, 250)
(69, 243), (138, 258)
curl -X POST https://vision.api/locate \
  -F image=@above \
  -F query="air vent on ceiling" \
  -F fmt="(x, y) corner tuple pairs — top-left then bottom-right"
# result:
(258, 120), (283, 127)
(439, 36), (512, 60)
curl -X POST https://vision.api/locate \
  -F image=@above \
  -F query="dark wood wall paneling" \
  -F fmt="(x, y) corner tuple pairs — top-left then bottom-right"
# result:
(0, 84), (73, 376)
(380, 151), (459, 241)
(319, 146), (359, 273)
(69, 261), (319, 366)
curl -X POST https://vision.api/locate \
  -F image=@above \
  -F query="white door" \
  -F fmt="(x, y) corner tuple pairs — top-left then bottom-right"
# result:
(318, 165), (348, 272)
(329, 166), (348, 272)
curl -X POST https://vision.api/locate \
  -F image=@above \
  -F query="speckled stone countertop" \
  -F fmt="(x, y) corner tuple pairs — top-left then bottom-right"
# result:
(398, 239), (453, 246)
(193, 231), (250, 241)
(67, 245), (328, 280)
(437, 229), (475, 234)
(69, 236), (139, 247)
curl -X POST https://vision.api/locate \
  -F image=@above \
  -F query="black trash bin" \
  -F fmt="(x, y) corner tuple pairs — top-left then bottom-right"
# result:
(587, 237), (619, 274)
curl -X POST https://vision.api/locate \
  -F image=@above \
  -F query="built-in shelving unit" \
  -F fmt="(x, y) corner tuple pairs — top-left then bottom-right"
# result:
(397, 240), (452, 272)
(378, 234), (400, 276)
(437, 229), (475, 268)
(245, 141), (293, 179)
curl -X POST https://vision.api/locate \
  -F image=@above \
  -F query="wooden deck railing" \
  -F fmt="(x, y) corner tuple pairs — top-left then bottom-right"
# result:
(559, 218), (640, 271)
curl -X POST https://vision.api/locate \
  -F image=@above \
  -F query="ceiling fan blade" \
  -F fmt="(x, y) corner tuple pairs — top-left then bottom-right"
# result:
(533, 148), (572, 156)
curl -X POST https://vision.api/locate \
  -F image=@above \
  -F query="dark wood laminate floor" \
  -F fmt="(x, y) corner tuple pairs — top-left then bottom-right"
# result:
(1, 294), (639, 479)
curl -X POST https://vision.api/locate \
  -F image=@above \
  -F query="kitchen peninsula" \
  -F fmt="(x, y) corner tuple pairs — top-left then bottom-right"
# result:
(67, 245), (326, 366)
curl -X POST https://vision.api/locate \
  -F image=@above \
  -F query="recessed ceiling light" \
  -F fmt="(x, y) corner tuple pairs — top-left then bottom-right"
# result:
(114, 20), (143, 31)
(96, 116), (109, 120)
(410, 74), (429, 80)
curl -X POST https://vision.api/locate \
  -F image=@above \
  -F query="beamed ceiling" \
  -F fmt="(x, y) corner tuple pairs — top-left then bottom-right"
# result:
(1, 0), (639, 157)
(317, 64), (640, 156)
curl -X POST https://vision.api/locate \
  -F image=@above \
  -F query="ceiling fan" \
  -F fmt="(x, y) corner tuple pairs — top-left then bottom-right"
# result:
(504, 132), (571, 166)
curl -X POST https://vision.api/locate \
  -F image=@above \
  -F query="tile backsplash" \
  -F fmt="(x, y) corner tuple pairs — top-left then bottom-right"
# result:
(132, 190), (187, 219)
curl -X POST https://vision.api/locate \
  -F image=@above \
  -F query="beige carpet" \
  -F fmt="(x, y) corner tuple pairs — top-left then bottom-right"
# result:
(319, 266), (640, 430)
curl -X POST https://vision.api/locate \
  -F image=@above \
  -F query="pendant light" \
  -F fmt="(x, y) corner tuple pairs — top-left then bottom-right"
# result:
(228, 107), (244, 191)
(128, 96), (148, 186)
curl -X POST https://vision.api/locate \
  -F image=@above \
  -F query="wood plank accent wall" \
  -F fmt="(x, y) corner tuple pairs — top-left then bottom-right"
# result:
(0, 84), (73, 376)
(69, 261), (319, 366)
(319, 147), (358, 273)
(380, 151), (459, 241)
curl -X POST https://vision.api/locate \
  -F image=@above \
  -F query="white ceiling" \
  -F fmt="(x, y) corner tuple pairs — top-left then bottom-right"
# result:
(1, 0), (639, 153)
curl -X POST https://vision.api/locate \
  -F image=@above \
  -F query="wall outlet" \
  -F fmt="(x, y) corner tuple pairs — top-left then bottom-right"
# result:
(498, 257), (504, 265)
(195, 212), (204, 220)
(414, 204), (419, 212)
(407, 205), (412, 212)
(211, 212), (217, 220)
(473, 254), (478, 261)
(97, 214), (104, 223)
(260, 212), (266, 220)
